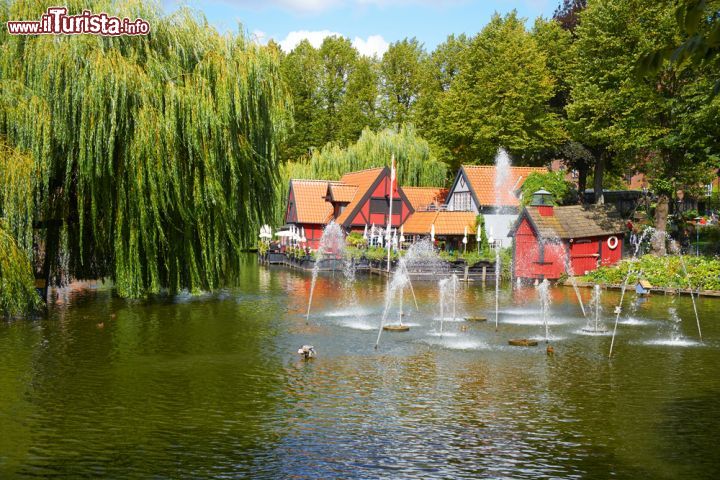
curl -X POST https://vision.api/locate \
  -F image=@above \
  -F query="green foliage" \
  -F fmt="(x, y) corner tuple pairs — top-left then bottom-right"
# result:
(365, 246), (389, 262)
(520, 171), (576, 206)
(257, 242), (269, 256)
(439, 250), (458, 262)
(583, 254), (720, 291)
(345, 232), (367, 248)
(0, 1), (291, 300)
(434, 12), (566, 166)
(640, 0), (720, 93)
(343, 246), (364, 260)
(380, 38), (427, 126)
(0, 221), (42, 317)
(476, 214), (490, 254)
(280, 40), (323, 161)
(567, 0), (720, 198)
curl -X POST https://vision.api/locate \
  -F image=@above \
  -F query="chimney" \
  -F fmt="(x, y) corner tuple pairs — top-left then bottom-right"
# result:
(530, 189), (554, 216)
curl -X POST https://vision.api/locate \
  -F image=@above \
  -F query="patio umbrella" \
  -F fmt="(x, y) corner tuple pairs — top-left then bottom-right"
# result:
(363, 224), (368, 240)
(399, 225), (405, 244)
(463, 226), (468, 253)
(430, 223), (435, 243)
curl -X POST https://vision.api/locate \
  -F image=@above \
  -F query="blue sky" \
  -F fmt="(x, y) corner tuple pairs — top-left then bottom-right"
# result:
(164, 1), (558, 56)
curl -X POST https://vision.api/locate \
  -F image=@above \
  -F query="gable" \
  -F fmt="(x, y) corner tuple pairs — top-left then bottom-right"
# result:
(289, 180), (333, 224)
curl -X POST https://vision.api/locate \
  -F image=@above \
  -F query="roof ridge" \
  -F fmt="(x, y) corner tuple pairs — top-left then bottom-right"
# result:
(462, 165), (546, 170)
(291, 179), (333, 183)
(341, 166), (386, 175)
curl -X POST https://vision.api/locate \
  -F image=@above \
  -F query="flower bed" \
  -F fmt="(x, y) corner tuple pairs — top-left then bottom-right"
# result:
(581, 255), (720, 291)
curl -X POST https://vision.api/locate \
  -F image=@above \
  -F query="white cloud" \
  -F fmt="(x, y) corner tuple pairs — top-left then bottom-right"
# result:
(278, 29), (342, 51)
(351, 34), (389, 58)
(278, 30), (389, 58)
(277, 0), (341, 12)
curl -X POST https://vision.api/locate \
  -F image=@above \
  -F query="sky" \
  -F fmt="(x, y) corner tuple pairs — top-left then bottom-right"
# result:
(163, 0), (558, 57)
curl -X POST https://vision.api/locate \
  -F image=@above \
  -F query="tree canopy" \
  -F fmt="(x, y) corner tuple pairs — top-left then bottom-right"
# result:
(0, 1), (291, 299)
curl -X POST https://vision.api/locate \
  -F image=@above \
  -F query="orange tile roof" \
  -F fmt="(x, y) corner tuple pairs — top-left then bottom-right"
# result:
(328, 183), (358, 203)
(401, 211), (438, 235)
(336, 167), (386, 224)
(402, 187), (448, 211)
(461, 165), (547, 207)
(433, 212), (477, 235)
(402, 211), (477, 236)
(290, 180), (333, 224)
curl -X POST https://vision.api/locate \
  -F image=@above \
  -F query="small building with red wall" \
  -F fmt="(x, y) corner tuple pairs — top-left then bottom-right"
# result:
(509, 190), (626, 280)
(334, 167), (413, 232)
(283, 167), (416, 249)
(285, 179), (335, 249)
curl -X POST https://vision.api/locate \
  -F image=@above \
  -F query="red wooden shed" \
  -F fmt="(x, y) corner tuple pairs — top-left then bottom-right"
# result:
(509, 190), (626, 280)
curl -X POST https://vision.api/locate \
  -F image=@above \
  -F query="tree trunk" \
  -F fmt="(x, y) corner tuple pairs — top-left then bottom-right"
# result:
(577, 162), (588, 203)
(652, 194), (669, 255)
(593, 152), (605, 205)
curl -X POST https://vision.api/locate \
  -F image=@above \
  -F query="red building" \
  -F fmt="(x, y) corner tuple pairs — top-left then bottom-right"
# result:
(334, 167), (413, 231)
(509, 190), (626, 280)
(285, 179), (335, 249)
(283, 167), (415, 248)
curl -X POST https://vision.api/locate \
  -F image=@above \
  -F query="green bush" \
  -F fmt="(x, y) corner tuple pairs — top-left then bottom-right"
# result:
(346, 232), (367, 248)
(344, 246), (364, 260)
(582, 254), (720, 291)
(365, 246), (388, 262)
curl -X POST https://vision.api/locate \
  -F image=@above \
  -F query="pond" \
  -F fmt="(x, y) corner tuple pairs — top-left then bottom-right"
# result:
(1, 256), (719, 478)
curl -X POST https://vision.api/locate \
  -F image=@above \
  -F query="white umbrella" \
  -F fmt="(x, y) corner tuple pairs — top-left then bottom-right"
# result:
(301, 227), (306, 241)
(399, 225), (405, 244)
(363, 224), (368, 240)
(275, 231), (294, 237)
(392, 229), (398, 248)
(463, 226), (468, 252)
(430, 223), (435, 243)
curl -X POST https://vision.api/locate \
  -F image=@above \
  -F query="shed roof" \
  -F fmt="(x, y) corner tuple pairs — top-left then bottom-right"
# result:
(460, 165), (547, 208)
(512, 205), (626, 239)
(289, 180), (333, 224)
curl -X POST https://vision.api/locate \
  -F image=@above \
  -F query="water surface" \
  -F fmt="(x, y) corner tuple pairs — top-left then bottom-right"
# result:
(1, 257), (719, 478)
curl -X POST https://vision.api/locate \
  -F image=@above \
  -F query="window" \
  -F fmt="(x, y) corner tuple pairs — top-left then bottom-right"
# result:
(453, 192), (472, 211)
(370, 198), (389, 213)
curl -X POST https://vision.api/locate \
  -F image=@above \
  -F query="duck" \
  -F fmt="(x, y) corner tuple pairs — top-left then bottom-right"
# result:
(297, 345), (316, 360)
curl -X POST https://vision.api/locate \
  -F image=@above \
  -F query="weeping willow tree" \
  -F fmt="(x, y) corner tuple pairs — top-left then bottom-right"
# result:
(275, 125), (447, 225)
(0, 0), (291, 304)
(0, 141), (41, 315)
